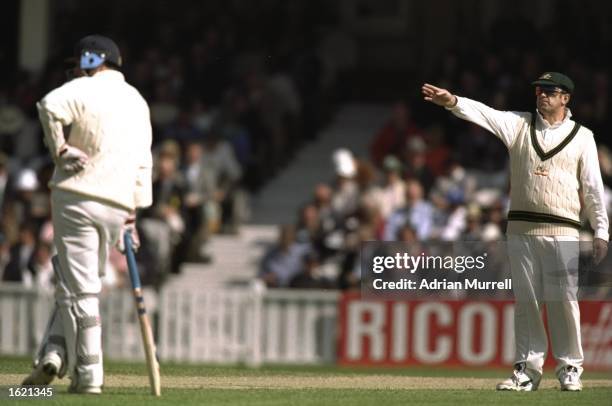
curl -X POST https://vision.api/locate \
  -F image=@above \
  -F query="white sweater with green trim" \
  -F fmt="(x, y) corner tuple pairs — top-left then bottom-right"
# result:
(447, 97), (609, 239)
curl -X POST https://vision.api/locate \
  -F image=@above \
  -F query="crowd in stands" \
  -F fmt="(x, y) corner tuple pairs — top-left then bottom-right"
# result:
(258, 16), (612, 292)
(0, 1), (339, 289)
(2, 3), (611, 294)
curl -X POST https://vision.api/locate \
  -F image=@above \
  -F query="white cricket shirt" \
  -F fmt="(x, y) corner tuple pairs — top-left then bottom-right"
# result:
(37, 70), (153, 211)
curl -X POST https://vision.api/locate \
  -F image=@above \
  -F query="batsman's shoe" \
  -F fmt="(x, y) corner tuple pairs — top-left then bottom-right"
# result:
(559, 366), (582, 391)
(496, 363), (540, 391)
(68, 382), (102, 395)
(22, 352), (62, 386)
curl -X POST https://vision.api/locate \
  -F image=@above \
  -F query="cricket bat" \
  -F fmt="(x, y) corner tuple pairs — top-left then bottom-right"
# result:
(124, 231), (161, 396)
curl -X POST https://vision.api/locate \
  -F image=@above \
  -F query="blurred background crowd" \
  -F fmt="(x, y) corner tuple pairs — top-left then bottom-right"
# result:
(1, 0), (611, 293)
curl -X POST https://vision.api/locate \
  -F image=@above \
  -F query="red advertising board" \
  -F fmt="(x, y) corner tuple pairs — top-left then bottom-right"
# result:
(338, 293), (612, 370)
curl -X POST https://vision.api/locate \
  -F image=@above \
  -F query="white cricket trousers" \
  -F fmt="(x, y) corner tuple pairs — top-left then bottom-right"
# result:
(507, 234), (582, 380)
(51, 188), (130, 388)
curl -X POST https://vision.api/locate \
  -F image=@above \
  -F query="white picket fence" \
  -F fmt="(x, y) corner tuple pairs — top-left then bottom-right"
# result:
(0, 285), (53, 356)
(0, 283), (339, 365)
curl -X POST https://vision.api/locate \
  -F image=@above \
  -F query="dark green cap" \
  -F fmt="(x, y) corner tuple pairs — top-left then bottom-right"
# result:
(532, 72), (574, 93)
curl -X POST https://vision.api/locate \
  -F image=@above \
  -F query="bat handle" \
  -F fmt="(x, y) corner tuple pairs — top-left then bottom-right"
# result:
(124, 232), (141, 289)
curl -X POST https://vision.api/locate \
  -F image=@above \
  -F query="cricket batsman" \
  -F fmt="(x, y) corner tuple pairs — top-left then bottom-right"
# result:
(22, 35), (153, 394)
(422, 72), (609, 391)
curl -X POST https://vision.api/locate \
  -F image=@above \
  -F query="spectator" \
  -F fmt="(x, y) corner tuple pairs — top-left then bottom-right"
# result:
(27, 241), (54, 292)
(259, 224), (311, 288)
(1, 223), (37, 286)
(181, 140), (215, 262)
(430, 161), (477, 209)
(330, 148), (359, 218)
(423, 125), (451, 177)
(403, 137), (435, 196)
(0, 98), (26, 155)
(201, 128), (246, 234)
(295, 203), (324, 250)
(369, 102), (421, 167)
(384, 179), (434, 241)
(139, 140), (186, 282)
(371, 155), (406, 220)
(312, 183), (341, 259)
(289, 251), (334, 289)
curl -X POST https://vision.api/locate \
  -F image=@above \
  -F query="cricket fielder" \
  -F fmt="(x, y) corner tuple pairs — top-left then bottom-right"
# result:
(22, 35), (153, 394)
(422, 73), (609, 391)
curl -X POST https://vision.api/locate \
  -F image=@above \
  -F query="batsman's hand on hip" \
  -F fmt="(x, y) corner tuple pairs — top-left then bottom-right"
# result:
(58, 144), (89, 173)
(422, 83), (458, 108)
(593, 238), (609, 265)
(118, 213), (140, 253)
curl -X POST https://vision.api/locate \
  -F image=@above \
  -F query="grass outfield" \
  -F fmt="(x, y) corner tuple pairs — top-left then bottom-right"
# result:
(0, 357), (610, 405)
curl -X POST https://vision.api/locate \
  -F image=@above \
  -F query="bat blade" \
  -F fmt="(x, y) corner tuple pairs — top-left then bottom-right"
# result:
(124, 232), (161, 396)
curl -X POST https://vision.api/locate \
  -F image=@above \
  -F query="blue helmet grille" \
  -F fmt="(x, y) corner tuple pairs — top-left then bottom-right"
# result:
(80, 51), (106, 69)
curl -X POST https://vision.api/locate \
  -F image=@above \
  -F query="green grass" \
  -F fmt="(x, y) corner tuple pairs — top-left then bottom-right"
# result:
(1, 356), (610, 406)
(3, 387), (610, 406)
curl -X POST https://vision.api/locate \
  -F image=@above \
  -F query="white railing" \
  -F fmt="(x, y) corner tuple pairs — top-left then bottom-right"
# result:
(158, 285), (262, 364)
(0, 283), (339, 365)
(0, 283), (155, 361)
(100, 287), (158, 360)
(260, 289), (339, 364)
(0, 285), (53, 356)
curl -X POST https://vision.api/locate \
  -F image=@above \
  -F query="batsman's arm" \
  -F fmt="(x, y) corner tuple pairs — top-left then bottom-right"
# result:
(37, 82), (82, 161)
(421, 83), (524, 148)
(37, 101), (68, 162)
(134, 103), (154, 209)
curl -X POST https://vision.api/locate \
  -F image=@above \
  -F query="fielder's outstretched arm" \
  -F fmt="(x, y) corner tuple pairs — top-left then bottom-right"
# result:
(421, 83), (525, 148)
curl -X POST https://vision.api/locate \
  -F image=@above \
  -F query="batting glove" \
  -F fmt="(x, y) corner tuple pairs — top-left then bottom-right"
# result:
(118, 214), (141, 253)
(58, 144), (89, 173)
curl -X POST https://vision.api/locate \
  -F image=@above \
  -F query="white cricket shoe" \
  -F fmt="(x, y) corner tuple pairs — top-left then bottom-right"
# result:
(559, 365), (582, 392)
(496, 362), (540, 391)
(22, 352), (62, 386)
(68, 381), (102, 395)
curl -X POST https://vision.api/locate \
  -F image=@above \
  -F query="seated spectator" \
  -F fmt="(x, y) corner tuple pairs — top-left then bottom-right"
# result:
(461, 205), (484, 241)
(1, 222), (37, 286)
(139, 140), (186, 280)
(331, 148), (359, 218)
(289, 251), (334, 289)
(369, 101), (421, 167)
(355, 159), (378, 197)
(403, 137), (435, 196)
(259, 225), (311, 288)
(430, 160), (477, 207)
(202, 128), (246, 234)
(338, 226), (375, 291)
(295, 203), (324, 250)
(481, 202), (505, 241)
(311, 183), (343, 259)
(181, 140), (215, 262)
(0, 100), (26, 155)
(28, 241), (54, 292)
(384, 179), (433, 241)
(4, 168), (49, 231)
(370, 155), (406, 220)
(423, 125), (451, 177)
